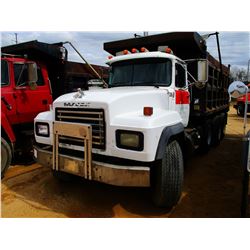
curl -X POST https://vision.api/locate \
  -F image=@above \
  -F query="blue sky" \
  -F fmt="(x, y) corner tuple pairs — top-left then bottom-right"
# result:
(1, 31), (249, 69)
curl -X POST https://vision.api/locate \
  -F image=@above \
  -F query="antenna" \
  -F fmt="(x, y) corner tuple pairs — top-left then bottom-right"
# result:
(14, 33), (18, 44)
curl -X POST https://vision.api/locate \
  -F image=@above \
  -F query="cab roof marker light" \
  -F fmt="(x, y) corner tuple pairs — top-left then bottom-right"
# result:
(123, 50), (130, 55)
(158, 45), (173, 54)
(140, 47), (149, 52)
(131, 48), (139, 53)
(115, 50), (131, 56)
(108, 55), (113, 59)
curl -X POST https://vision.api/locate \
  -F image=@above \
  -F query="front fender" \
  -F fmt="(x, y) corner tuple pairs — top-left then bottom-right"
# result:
(1, 112), (15, 143)
(155, 123), (184, 160)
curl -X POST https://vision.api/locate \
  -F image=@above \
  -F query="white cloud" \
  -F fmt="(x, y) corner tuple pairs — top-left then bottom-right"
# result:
(1, 31), (249, 68)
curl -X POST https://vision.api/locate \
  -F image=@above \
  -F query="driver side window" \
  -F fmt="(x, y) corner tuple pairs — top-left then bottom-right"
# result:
(175, 63), (186, 88)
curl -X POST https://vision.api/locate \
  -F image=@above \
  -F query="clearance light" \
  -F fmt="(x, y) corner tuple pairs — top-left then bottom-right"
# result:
(108, 55), (113, 59)
(158, 45), (173, 54)
(165, 47), (172, 54)
(131, 48), (139, 53)
(116, 50), (131, 56)
(143, 107), (153, 116)
(140, 47), (149, 52)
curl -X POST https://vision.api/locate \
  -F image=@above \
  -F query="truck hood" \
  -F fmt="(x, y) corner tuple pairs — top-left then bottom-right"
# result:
(53, 86), (172, 124)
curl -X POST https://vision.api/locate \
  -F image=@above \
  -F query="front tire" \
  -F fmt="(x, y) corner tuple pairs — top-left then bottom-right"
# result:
(151, 140), (184, 208)
(1, 137), (12, 178)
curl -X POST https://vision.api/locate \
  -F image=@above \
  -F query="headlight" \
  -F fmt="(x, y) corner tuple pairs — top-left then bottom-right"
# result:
(116, 130), (144, 151)
(35, 122), (49, 137)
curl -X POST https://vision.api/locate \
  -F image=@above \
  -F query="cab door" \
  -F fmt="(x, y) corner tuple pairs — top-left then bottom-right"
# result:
(175, 62), (190, 127)
(1, 59), (18, 124)
(13, 62), (52, 124)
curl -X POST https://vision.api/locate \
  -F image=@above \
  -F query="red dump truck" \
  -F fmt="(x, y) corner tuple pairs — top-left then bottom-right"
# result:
(1, 40), (108, 177)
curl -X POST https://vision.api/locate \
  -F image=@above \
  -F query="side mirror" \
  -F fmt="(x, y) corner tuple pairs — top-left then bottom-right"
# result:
(197, 59), (208, 83)
(27, 62), (38, 84)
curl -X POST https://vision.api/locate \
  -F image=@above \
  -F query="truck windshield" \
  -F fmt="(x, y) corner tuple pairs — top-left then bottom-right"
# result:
(109, 58), (172, 87)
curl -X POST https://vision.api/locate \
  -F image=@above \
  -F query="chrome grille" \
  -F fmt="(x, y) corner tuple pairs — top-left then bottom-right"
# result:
(55, 108), (105, 149)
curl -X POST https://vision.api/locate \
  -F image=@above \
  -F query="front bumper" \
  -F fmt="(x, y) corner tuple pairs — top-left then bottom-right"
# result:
(34, 145), (150, 187)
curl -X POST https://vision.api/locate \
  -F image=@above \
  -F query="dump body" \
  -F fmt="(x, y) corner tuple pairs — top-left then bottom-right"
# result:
(2, 40), (109, 99)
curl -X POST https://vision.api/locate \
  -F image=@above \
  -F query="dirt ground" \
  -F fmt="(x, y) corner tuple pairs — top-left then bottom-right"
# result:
(1, 106), (249, 218)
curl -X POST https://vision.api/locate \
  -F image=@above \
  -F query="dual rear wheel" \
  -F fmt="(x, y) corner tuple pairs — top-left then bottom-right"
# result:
(199, 113), (227, 153)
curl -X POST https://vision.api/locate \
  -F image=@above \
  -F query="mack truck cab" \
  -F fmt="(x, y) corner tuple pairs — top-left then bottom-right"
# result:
(34, 32), (230, 208)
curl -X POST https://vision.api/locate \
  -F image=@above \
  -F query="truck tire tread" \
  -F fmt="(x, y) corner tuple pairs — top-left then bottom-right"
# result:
(152, 140), (184, 208)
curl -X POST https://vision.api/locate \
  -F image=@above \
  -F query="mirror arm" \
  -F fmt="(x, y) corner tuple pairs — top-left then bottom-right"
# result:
(63, 41), (108, 88)
(187, 71), (197, 83)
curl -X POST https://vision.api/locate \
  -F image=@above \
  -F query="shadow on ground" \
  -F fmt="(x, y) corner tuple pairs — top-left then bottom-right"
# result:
(1, 130), (244, 218)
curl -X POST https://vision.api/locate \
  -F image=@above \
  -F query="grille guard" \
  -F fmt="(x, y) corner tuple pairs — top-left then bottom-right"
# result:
(53, 121), (92, 180)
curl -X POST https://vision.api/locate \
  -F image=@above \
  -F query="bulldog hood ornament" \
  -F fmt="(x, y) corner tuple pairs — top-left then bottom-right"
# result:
(73, 88), (84, 99)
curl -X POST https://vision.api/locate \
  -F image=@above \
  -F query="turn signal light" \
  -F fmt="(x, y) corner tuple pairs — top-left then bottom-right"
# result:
(143, 107), (153, 116)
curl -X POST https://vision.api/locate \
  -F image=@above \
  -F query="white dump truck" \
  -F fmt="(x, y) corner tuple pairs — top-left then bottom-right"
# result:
(34, 32), (230, 207)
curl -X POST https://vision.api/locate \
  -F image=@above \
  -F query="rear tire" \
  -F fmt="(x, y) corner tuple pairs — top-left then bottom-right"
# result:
(220, 113), (227, 139)
(199, 120), (212, 153)
(1, 137), (12, 179)
(211, 116), (222, 146)
(151, 140), (184, 208)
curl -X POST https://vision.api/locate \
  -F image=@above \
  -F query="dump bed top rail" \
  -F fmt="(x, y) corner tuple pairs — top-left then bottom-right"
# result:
(1, 40), (67, 61)
(104, 32), (207, 60)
